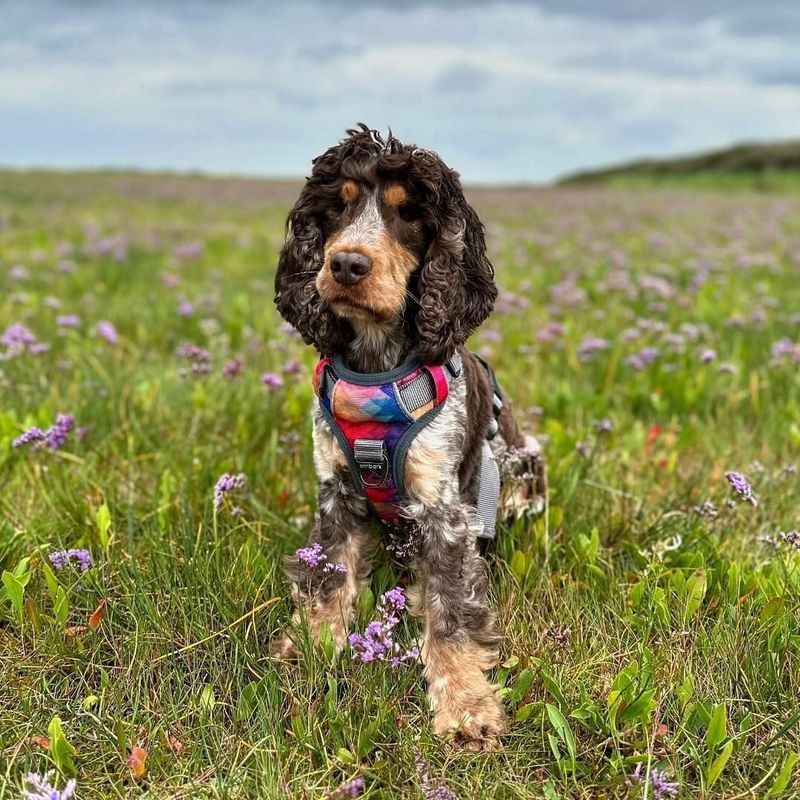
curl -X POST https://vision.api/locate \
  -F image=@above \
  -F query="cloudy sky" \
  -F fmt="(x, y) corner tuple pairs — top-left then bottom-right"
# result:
(2, 0), (799, 183)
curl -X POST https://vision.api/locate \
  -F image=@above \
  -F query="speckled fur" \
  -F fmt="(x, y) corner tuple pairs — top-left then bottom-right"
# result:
(272, 124), (546, 750)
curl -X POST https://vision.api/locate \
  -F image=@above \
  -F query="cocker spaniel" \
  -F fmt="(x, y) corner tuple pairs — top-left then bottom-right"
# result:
(272, 124), (546, 750)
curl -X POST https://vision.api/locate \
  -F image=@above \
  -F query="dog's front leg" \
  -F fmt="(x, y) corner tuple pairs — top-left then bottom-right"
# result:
(271, 474), (376, 660)
(415, 505), (508, 751)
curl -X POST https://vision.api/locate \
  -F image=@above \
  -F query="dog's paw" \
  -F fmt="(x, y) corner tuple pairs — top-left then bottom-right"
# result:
(501, 434), (547, 519)
(269, 632), (299, 661)
(432, 688), (508, 752)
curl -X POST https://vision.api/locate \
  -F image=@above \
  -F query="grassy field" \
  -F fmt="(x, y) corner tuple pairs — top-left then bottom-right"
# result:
(1, 170), (799, 799)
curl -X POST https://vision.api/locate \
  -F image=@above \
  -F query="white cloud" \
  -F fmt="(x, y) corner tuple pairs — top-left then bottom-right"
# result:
(0, 0), (797, 182)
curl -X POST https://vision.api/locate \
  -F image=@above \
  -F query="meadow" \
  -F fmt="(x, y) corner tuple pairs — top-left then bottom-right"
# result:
(1, 170), (799, 799)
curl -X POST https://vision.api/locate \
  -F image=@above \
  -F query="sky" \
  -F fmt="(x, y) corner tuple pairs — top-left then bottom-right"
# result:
(1, 0), (799, 183)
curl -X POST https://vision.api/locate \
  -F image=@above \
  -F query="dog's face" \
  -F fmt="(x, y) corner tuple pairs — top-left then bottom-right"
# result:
(316, 176), (428, 323)
(275, 124), (498, 364)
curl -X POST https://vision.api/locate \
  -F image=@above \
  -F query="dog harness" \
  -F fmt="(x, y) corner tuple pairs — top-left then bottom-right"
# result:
(313, 352), (502, 538)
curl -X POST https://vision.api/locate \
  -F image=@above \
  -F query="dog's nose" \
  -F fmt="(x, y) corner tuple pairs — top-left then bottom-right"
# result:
(330, 251), (372, 286)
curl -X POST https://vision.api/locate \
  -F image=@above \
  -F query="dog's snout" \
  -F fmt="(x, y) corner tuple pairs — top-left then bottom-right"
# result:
(330, 251), (372, 286)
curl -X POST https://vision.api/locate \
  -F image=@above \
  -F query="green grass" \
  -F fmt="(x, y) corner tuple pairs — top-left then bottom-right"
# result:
(1, 172), (799, 798)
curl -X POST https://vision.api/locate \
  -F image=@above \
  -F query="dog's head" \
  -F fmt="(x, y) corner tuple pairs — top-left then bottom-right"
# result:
(274, 124), (497, 364)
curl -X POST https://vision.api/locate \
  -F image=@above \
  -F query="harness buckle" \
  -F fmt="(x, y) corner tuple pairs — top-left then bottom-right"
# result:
(353, 438), (389, 487)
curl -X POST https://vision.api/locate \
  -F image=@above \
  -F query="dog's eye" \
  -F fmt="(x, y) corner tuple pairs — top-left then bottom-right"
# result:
(398, 203), (419, 222)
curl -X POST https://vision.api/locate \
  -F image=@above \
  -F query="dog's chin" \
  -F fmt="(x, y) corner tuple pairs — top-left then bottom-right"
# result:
(324, 294), (394, 323)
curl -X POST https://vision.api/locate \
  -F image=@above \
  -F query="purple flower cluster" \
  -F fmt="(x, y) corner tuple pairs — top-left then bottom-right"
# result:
(414, 748), (460, 800)
(12, 414), (75, 451)
(758, 530), (800, 551)
(49, 548), (93, 573)
(770, 337), (800, 365)
(725, 471), (759, 507)
(174, 240), (204, 261)
(261, 372), (284, 390)
(178, 342), (212, 377)
(213, 472), (247, 512)
(56, 314), (81, 329)
(1, 323), (49, 357)
(222, 356), (243, 379)
(348, 587), (420, 666)
(577, 336), (609, 360)
(296, 542), (347, 576)
(627, 346), (660, 371)
(96, 319), (119, 344)
(22, 771), (76, 800)
(626, 763), (679, 799)
(324, 778), (365, 798)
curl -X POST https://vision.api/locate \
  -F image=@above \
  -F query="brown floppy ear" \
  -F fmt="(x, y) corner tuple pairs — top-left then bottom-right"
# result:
(274, 188), (345, 355)
(415, 167), (497, 365)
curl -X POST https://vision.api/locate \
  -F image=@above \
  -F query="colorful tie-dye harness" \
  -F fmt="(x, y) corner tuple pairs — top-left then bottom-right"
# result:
(313, 352), (502, 538)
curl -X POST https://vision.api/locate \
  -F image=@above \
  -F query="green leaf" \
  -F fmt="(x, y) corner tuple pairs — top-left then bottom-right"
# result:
(198, 683), (215, 715)
(41, 561), (58, 604)
(510, 668), (535, 705)
(545, 703), (576, 768)
(767, 752), (800, 797)
(618, 689), (657, 725)
(706, 702), (727, 752)
(95, 502), (112, 549)
(236, 681), (260, 720)
(2, 571), (25, 624)
(48, 716), (77, 777)
(337, 748), (355, 765)
(510, 550), (527, 581)
(707, 739), (733, 787)
(53, 586), (69, 628)
(684, 569), (707, 620)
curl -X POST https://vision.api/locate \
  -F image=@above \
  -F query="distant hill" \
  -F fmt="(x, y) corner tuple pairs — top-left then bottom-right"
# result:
(558, 140), (800, 189)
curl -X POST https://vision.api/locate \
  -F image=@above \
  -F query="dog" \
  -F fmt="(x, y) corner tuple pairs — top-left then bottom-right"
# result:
(272, 124), (546, 750)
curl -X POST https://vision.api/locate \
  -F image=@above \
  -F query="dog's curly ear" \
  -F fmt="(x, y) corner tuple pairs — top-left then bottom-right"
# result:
(274, 188), (345, 355)
(415, 166), (497, 365)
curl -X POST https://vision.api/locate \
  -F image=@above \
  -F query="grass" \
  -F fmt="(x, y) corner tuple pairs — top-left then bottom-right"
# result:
(1, 171), (799, 799)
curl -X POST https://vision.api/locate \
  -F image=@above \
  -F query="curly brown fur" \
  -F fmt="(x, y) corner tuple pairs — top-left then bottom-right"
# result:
(272, 124), (546, 749)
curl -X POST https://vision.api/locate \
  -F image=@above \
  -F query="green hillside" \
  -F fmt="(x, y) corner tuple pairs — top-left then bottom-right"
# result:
(559, 139), (800, 189)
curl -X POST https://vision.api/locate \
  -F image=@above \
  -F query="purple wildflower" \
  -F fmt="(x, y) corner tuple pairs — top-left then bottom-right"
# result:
(10, 265), (29, 280)
(325, 778), (365, 798)
(12, 414), (75, 451)
(295, 542), (347, 580)
(725, 471), (759, 507)
(178, 300), (195, 317)
(213, 472), (247, 512)
(627, 346), (660, 371)
(698, 348), (717, 363)
(57, 314), (81, 329)
(771, 337), (800, 365)
(49, 548), (93, 573)
(577, 336), (609, 360)
(222, 356), (243, 379)
(174, 240), (204, 261)
(12, 427), (45, 448)
(1, 323), (40, 357)
(282, 357), (302, 375)
(626, 763), (679, 799)
(22, 770), (76, 800)
(594, 418), (614, 433)
(537, 321), (565, 343)
(177, 342), (212, 377)
(297, 542), (326, 568)
(261, 372), (284, 390)
(96, 320), (119, 344)
(348, 587), (418, 666)
(414, 748), (460, 800)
